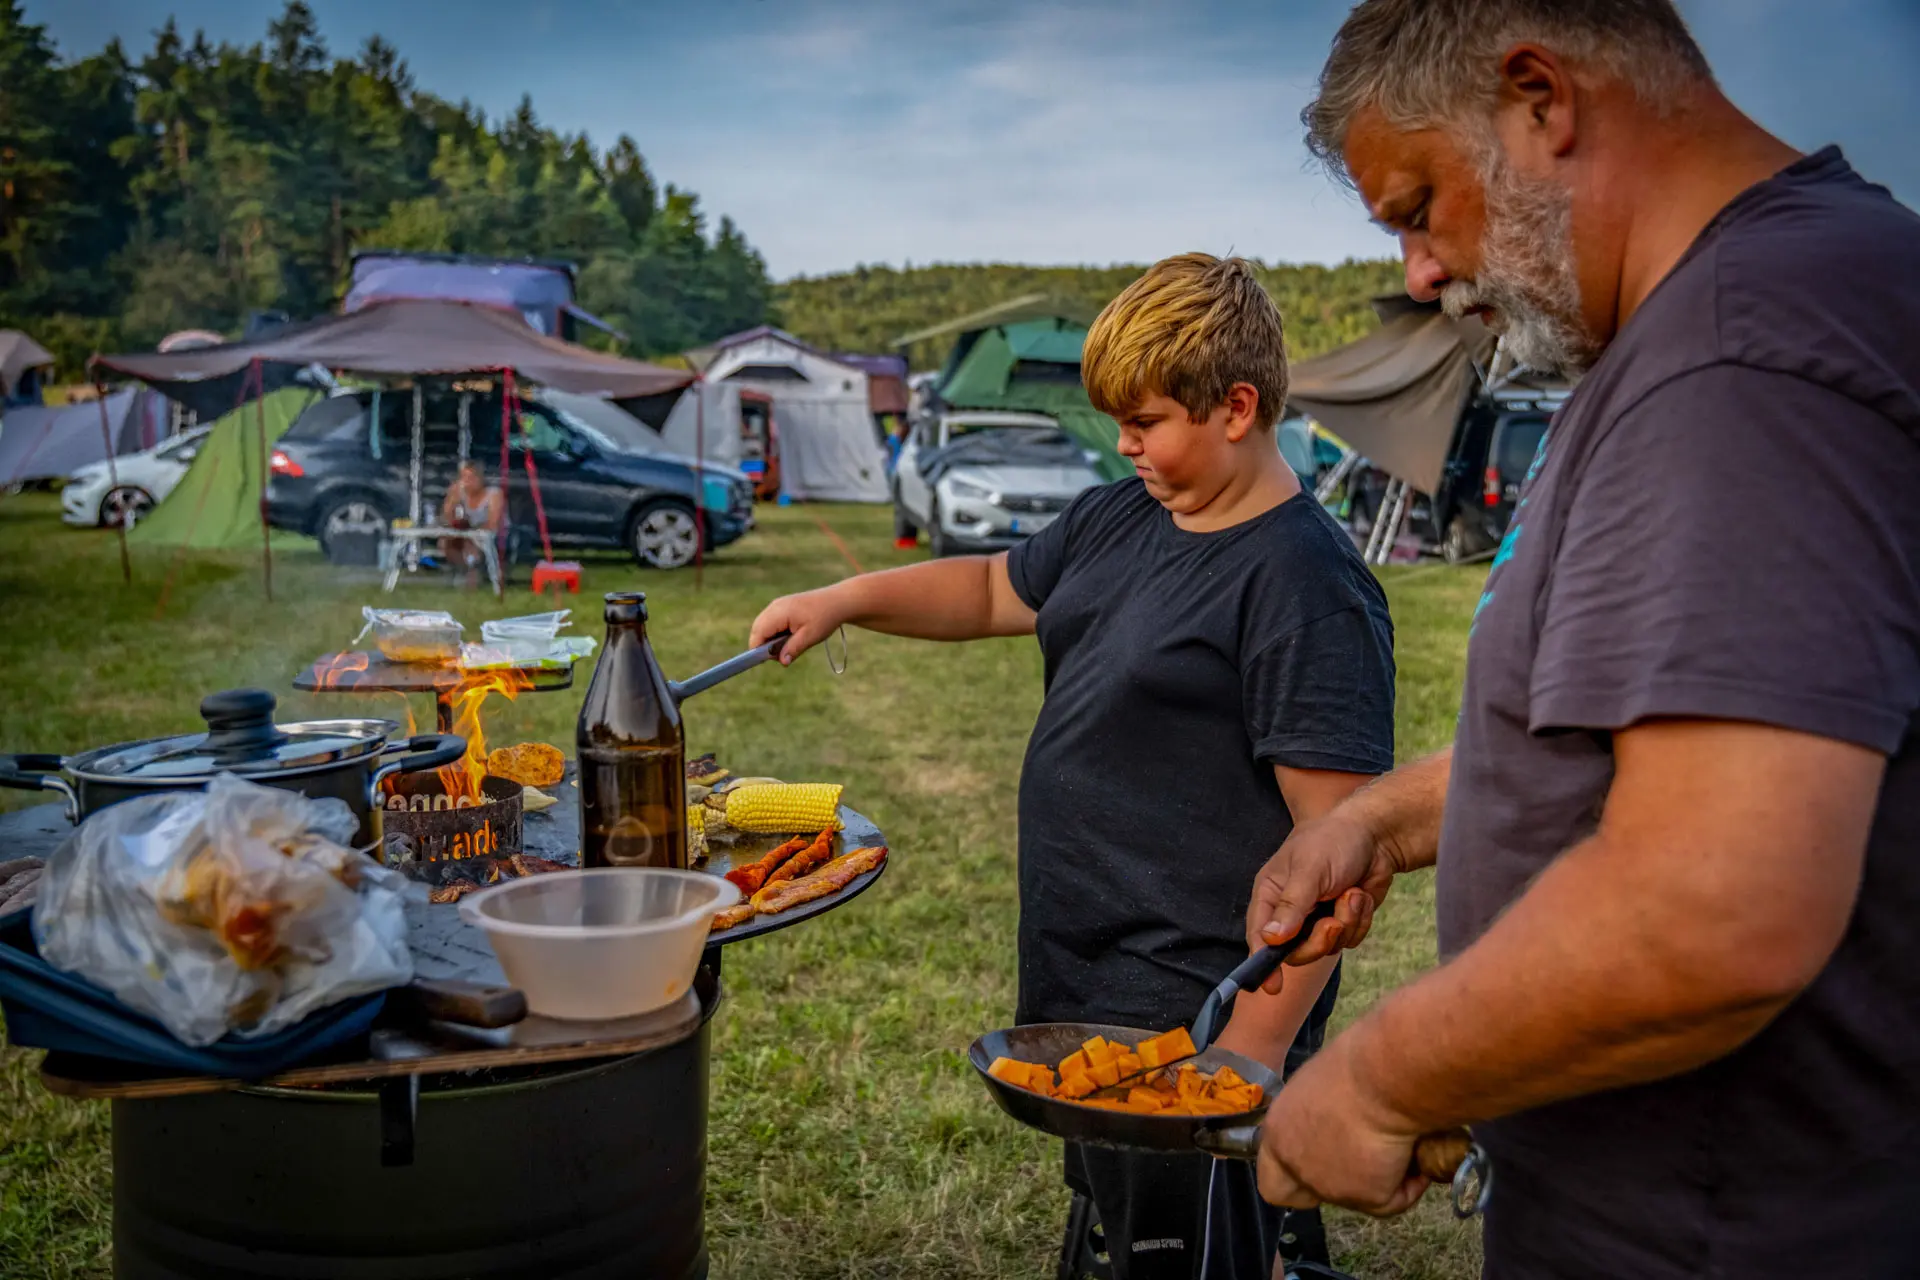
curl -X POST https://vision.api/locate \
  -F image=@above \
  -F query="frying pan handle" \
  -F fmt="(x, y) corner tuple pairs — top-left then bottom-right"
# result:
(1193, 1122), (1492, 1218)
(369, 734), (469, 803)
(0, 754), (77, 823)
(1190, 899), (1340, 1050)
(667, 632), (791, 705)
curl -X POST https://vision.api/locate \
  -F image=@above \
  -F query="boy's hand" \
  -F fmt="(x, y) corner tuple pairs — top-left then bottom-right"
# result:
(1246, 812), (1397, 991)
(750, 587), (847, 664)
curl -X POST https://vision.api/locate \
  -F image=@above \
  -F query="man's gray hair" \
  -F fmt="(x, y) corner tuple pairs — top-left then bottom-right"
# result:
(1304, 0), (1713, 183)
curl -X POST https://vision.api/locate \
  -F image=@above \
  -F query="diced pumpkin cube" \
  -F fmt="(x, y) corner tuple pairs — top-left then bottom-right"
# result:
(1126, 1087), (1169, 1111)
(1115, 1052), (1144, 1077)
(1212, 1065), (1248, 1090)
(1058, 1049), (1092, 1077)
(987, 1057), (1026, 1085)
(1089, 1059), (1123, 1088)
(1080, 1035), (1110, 1061)
(1142, 1027), (1197, 1067)
(1057, 1072), (1099, 1099)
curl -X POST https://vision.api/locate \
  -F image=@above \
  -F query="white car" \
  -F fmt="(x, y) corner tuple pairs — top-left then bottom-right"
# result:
(61, 427), (210, 527)
(893, 411), (1104, 556)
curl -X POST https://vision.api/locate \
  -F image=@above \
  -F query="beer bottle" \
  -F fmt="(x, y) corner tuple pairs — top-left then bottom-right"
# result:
(577, 591), (688, 869)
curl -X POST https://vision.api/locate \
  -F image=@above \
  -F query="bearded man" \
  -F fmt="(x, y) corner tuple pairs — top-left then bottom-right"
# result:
(1243, 1), (1920, 1275)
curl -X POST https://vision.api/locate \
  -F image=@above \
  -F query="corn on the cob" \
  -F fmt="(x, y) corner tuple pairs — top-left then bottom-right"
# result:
(721, 783), (843, 833)
(687, 804), (709, 862)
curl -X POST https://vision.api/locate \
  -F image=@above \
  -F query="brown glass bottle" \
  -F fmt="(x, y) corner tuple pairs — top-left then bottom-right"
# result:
(577, 591), (688, 869)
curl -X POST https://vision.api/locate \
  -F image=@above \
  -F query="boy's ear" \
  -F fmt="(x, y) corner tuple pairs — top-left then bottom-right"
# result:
(1222, 383), (1261, 443)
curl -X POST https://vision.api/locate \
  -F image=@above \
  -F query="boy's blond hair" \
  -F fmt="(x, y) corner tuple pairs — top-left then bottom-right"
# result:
(1082, 253), (1288, 430)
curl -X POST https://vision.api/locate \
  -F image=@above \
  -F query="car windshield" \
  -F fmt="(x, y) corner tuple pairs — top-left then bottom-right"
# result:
(540, 403), (626, 454)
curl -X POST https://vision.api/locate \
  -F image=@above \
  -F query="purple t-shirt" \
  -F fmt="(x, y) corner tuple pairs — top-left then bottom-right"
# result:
(1439, 148), (1920, 1278)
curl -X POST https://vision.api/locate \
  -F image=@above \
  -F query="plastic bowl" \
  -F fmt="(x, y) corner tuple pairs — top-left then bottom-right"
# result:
(458, 870), (739, 1020)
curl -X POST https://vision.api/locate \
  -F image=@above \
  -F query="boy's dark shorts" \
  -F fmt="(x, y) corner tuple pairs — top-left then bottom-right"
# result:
(1062, 961), (1342, 1280)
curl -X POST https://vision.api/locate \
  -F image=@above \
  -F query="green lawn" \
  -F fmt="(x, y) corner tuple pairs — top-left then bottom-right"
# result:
(0, 493), (1485, 1280)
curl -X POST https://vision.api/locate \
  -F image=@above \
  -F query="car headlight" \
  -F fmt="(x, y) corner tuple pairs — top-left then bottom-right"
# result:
(945, 478), (995, 503)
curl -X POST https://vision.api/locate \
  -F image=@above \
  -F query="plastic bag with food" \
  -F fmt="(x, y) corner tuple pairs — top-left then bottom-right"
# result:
(34, 773), (413, 1047)
(354, 607), (464, 663)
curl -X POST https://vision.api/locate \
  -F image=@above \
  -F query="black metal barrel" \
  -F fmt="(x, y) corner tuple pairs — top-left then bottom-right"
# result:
(111, 978), (716, 1280)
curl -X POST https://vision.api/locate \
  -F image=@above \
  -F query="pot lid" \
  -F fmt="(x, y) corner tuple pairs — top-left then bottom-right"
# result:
(76, 689), (397, 781)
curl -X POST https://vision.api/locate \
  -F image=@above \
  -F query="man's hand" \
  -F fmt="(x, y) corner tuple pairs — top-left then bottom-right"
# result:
(749, 586), (848, 663)
(1255, 1033), (1430, 1217)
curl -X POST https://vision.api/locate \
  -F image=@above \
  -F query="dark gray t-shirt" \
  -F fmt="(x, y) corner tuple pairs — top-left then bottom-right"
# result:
(1440, 148), (1920, 1278)
(1007, 479), (1395, 1029)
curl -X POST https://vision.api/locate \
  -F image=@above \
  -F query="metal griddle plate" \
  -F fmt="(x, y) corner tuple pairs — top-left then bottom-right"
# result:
(968, 1021), (1278, 1155)
(700, 805), (888, 947)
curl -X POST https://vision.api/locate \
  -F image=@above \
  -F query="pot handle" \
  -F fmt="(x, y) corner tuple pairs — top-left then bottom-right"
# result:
(369, 734), (469, 800)
(667, 631), (791, 705)
(0, 754), (78, 823)
(1192, 1120), (1492, 1218)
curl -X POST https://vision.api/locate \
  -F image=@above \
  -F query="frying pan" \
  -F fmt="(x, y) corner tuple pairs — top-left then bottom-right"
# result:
(968, 901), (1493, 1218)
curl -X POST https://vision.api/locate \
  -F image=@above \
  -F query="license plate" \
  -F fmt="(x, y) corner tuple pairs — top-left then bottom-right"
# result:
(1010, 514), (1054, 535)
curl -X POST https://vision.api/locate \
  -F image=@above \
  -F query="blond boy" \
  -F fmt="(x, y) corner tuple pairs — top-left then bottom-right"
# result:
(752, 255), (1394, 1279)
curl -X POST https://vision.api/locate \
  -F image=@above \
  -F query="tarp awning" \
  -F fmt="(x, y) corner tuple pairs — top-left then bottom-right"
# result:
(893, 294), (1102, 349)
(1285, 310), (1496, 495)
(94, 299), (694, 416)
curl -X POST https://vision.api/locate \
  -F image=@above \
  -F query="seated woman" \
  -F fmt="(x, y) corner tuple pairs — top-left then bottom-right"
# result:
(437, 461), (505, 579)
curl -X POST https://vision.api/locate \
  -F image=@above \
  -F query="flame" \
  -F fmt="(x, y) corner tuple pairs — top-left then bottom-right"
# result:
(313, 651), (371, 690)
(435, 668), (535, 801)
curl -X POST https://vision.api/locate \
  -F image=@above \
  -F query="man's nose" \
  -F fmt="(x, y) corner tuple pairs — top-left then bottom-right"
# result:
(1402, 235), (1449, 303)
(1115, 430), (1144, 457)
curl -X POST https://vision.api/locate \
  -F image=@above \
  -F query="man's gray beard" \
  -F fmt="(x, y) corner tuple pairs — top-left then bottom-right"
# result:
(1441, 156), (1599, 377)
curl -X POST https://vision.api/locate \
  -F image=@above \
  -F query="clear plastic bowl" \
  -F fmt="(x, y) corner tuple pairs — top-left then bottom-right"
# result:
(458, 870), (738, 1020)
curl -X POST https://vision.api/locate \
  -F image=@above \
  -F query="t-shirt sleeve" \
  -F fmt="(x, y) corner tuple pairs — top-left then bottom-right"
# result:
(1243, 605), (1397, 774)
(1004, 483), (1101, 612)
(1531, 364), (1920, 752)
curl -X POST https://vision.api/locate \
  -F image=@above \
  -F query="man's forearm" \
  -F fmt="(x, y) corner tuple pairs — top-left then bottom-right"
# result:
(830, 555), (1016, 641)
(1344, 829), (1802, 1136)
(1346, 748), (1452, 874)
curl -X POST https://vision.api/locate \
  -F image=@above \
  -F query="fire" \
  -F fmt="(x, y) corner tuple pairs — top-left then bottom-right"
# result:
(435, 668), (535, 801)
(313, 651), (372, 689)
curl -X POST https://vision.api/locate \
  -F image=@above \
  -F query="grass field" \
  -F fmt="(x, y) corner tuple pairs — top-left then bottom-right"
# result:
(0, 493), (1485, 1280)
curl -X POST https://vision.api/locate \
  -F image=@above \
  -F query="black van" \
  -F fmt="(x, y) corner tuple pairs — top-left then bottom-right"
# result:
(265, 386), (754, 570)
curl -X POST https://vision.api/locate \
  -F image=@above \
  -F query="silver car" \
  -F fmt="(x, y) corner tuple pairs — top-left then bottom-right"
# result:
(892, 411), (1105, 555)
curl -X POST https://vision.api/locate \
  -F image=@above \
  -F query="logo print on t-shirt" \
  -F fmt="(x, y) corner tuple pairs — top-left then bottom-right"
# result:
(1473, 427), (1552, 629)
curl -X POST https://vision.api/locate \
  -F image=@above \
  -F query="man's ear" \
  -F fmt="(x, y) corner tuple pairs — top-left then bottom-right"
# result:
(1222, 383), (1262, 443)
(1495, 44), (1578, 164)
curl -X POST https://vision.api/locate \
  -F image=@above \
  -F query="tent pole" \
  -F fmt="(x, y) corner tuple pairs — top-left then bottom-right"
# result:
(694, 376), (705, 592)
(498, 369), (511, 588)
(94, 381), (132, 585)
(253, 358), (273, 603)
(1315, 449), (1360, 506)
(409, 383), (424, 527)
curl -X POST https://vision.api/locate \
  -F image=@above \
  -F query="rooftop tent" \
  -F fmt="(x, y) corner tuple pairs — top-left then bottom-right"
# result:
(94, 299), (695, 412)
(126, 387), (317, 549)
(919, 313), (1133, 483)
(1285, 298), (1499, 495)
(833, 351), (911, 416)
(0, 387), (165, 485)
(687, 326), (889, 503)
(344, 251), (624, 343)
(538, 383), (746, 470)
(0, 330), (55, 406)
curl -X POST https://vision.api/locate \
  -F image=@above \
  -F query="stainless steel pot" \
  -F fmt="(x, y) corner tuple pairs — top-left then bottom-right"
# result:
(0, 688), (464, 847)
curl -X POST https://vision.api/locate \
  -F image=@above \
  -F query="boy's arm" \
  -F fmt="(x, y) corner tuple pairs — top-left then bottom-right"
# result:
(750, 553), (1036, 660)
(1210, 767), (1379, 1074)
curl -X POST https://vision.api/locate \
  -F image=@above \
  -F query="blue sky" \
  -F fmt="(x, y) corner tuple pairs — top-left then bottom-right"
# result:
(39, 0), (1920, 280)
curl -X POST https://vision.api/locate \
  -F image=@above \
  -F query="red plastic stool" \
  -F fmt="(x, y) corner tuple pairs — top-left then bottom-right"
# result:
(531, 560), (583, 595)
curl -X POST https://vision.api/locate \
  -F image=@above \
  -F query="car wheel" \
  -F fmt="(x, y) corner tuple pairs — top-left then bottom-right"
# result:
(928, 497), (951, 558)
(100, 486), (155, 529)
(1443, 515), (1482, 566)
(631, 500), (701, 569)
(316, 494), (389, 559)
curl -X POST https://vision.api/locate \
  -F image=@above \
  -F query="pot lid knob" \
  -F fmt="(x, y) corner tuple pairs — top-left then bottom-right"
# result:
(200, 688), (290, 761)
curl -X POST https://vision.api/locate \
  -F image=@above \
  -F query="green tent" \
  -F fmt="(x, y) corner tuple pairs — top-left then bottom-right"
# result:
(926, 317), (1130, 482)
(129, 387), (319, 548)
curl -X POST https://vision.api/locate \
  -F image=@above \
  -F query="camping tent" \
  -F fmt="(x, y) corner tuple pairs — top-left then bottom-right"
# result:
(539, 383), (745, 469)
(127, 387), (317, 549)
(0, 388), (165, 485)
(909, 310), (1131, 483)
(686, 326), (888, 503)
(1285, 299), (1503, 495)
(0, 331), (55, 406)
